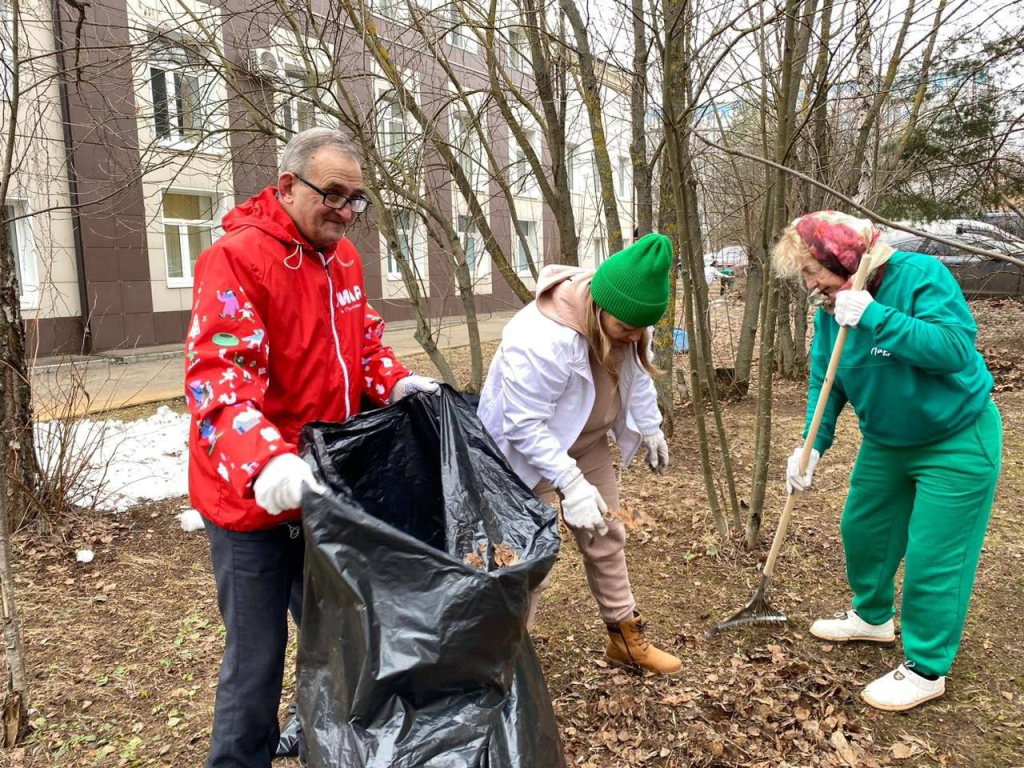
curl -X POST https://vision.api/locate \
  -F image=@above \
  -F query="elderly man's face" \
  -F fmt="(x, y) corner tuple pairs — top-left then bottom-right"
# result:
(278, 149), (364, 250)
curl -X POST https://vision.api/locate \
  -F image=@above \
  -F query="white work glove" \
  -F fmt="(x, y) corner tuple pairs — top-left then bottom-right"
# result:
(389, 374), (440, 403)
(641, 429), (669, 474)
(253, 454), (326, 516)
(559, 471), (609, 536)
(834, 289), (874, 327)
(786, 447), (821, 494)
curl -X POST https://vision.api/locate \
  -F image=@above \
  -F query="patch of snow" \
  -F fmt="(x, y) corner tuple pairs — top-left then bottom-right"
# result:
(35, 406), (191, 512)
(76, 549), (94, 564)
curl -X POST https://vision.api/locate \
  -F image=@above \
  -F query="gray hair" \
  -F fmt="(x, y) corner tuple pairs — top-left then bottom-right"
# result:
(279, 128), (363, 176)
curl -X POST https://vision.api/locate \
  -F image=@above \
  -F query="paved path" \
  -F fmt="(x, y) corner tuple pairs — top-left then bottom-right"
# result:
(30, 312), (515, 419)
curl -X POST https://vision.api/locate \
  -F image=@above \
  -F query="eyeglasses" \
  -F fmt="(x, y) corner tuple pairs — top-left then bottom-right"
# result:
(293, 174), (371, 213)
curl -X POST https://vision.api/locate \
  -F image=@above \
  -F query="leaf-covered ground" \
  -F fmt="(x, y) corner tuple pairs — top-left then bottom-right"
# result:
(3, 297), (1022, 768)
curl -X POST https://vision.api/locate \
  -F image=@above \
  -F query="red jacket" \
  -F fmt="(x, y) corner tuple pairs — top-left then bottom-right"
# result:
(185, 187), (410, 531)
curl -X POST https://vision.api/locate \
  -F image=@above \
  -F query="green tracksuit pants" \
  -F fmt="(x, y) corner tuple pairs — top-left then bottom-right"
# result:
(841, 399), (1002, 677)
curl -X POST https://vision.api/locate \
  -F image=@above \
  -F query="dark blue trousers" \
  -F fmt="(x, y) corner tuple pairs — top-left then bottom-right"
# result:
(205, 520), (304, 768)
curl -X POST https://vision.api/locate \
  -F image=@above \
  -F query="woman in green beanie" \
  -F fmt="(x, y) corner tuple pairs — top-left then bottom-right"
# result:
(773, 210), (1002, 712)
(478, 232), (682, 675)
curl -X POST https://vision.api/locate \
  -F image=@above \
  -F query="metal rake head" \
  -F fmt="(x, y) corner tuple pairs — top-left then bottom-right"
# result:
(705, 575), (788, 639)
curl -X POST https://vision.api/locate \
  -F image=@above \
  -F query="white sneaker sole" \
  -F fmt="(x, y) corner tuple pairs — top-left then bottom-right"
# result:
(809, 625), (896, 644)
(860, 687), (944, 712)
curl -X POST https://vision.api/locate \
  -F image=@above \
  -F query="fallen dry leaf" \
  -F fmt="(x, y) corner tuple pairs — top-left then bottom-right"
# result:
(830, 730), (858, 767)
(494, 543), (520, 567)
(890, 742), (915, 760)
(463, 552), (485, 569)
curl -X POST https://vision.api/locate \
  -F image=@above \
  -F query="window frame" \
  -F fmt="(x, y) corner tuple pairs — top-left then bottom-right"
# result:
(280, 68), (317, 138)
(457, 214), (483, 278)
(161, 188), (223, 289)
(566, 144), (578, 195)
(0, 1), (13, 103)
(447, 4), (477, 52)
(384, 208), (427, 282)
(148, 37), (213, 150)
(3, 199), (38, 309)
(508, 27), (530, 73)
(515, 218), (538, 275)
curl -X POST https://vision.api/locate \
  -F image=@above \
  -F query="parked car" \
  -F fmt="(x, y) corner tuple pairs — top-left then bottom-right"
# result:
(979, 211), (1024, 240)
(881, 219), (1024, 298)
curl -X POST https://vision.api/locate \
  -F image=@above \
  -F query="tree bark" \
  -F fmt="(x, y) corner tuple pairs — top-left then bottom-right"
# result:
(630, 0), (653, 238)
(0, 0), (32, 737)
(558, 0), (624, 253)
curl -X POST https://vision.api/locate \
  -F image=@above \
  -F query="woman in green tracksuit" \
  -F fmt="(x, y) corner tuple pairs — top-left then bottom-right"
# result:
(773, 210), (1002, 712)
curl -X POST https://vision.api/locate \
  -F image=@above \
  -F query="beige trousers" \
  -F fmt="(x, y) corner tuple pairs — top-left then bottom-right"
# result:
(530, 439), (636, 626)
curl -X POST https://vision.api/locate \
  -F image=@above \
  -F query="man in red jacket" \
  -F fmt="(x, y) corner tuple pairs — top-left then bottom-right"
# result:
(185, 128), (436, 768)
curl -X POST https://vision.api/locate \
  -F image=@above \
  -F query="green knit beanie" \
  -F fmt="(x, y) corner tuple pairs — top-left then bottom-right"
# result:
(590, 232), (673, 327)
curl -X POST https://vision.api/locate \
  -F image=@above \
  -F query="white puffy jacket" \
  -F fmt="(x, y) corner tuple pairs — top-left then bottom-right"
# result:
(478, 301), (663, 491)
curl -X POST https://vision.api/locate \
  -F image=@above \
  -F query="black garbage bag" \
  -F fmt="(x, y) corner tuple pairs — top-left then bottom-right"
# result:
(297, 386), (565, 768)
(275, 703), (300, 758)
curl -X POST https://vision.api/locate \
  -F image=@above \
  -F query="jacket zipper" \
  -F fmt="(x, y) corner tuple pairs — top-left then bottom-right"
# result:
(319, 253), (351, 420)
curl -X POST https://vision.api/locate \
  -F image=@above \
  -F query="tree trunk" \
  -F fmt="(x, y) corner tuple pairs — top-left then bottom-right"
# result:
(558, 0), (624, 253)
(746, 0), (803, 549)
(0, 470), (28, 747)
(0, 19), (32, 724)
(851, 0), (875, 204)
(630, 0), (653, 238)
(652, 165), (677, 436)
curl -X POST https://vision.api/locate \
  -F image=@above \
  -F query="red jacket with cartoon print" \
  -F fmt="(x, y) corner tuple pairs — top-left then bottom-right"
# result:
(185, 187), (410, 532)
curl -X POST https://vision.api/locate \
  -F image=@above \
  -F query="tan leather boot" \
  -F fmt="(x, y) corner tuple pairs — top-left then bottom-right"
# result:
(605, 612), (682, 675)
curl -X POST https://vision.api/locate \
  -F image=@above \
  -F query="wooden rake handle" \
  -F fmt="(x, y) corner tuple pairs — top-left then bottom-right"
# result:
(761, 253), (875, 579)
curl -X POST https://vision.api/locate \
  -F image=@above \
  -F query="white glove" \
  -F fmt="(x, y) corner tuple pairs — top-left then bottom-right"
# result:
(786, 447), (820, 494)
(834, 289), (874, 327)
(389, 374), (440, 403)
(253, 454), (325, 516)
(641, 430), (669, 474)
(559, 471), (609, 536)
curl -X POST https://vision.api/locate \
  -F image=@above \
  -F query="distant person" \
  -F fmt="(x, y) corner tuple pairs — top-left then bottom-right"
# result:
(184, 128), (436, 768)
(703, 254), (723, 287)
(774, 210), (1001, 712)
(719, 264), (734, 296)
(478, 233), (682, 675)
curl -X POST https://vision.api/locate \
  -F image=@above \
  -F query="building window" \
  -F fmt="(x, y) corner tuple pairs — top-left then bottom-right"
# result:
(457, 214), (482, 277)
(3, 202), (38, 308)
(508, 28), (529, 73)
(0, 1), (13, 102)
(149, 38), (211, 146)
(379, 94), (408, 160)
(593, 237), (607, 266)
(448, 4), (475, 52)
(163, 191), (217, 285)
(376, 0), (404, 21)
(281, 71), (316, 138)
(515, 219), (538, 274)
(451, 109), (485, 191)
(617, 156), (630, 197)
(510, 130), (539, 197)
(386, 209), (419, 279)
(566, 144), (578, 194)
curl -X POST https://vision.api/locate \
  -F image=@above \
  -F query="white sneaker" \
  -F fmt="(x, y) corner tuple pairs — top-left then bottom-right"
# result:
(809, 610), (896, 644)
(860, 663), (945, 712)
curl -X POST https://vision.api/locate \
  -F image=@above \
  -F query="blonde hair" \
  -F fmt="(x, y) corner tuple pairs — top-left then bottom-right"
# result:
(772, 223), (813, 280)
(584, 299), (661, 380)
